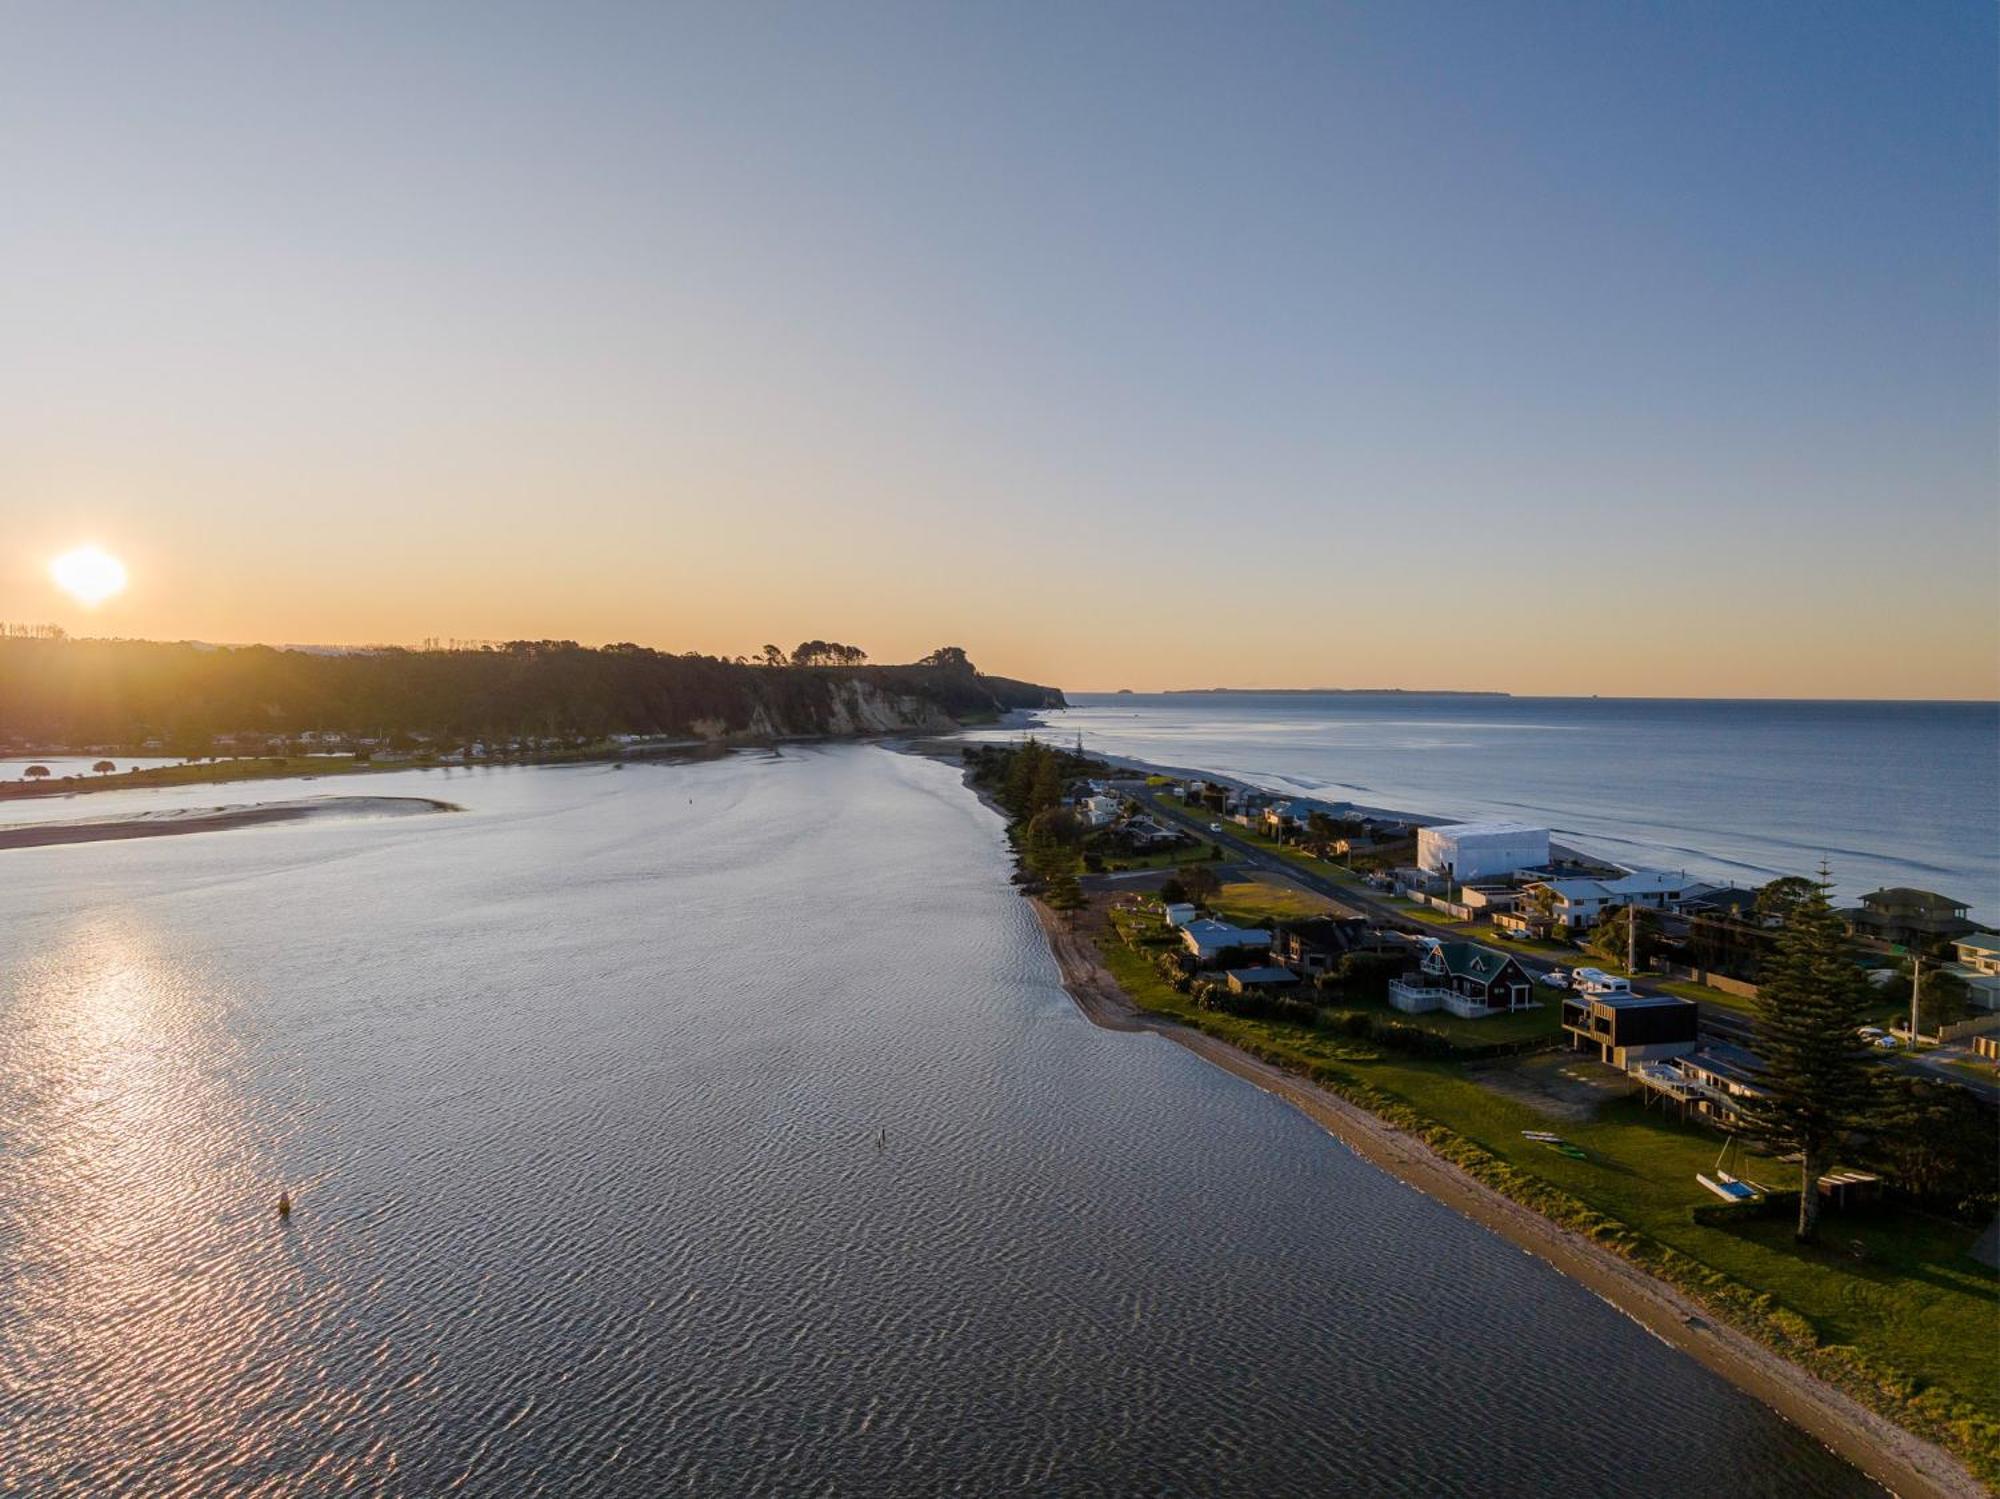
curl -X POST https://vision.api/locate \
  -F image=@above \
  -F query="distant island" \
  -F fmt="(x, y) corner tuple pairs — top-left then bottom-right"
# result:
(1161, 687), (1510, 697)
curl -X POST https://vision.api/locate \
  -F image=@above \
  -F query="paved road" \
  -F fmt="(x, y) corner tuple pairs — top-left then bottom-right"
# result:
(1130, 782), (2000, 1101)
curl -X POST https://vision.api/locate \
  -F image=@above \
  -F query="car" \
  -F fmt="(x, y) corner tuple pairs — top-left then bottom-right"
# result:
(1208, 822), (1222, 832)
(1871, 1035), (1901, 1050)
(1539, 968), (1571, 990)
(1857, 1025), (1887, 1039)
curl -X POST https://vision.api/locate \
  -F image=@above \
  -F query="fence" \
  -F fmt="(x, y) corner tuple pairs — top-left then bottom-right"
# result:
(1661, 963), (1760, 1000)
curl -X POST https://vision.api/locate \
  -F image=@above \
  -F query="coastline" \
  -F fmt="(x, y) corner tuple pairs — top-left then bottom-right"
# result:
(1022, 889), (1982, 1499)
(909, 735), (1985, 1498)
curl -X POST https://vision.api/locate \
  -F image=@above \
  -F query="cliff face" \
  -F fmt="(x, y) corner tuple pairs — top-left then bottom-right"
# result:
(0, 637), (1064, 747)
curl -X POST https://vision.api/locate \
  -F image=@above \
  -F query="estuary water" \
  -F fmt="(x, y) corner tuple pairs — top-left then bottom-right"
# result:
(0, 747), (1878, 1496)
(1021, 693), (2000, 923)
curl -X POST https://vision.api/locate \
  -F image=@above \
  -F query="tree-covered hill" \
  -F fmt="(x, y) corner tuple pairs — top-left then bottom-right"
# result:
(0, 638), (1064, 751)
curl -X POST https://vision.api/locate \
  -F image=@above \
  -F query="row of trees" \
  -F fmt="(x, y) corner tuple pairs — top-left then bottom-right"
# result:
(762, 641), (868, 668)
(0, 637), (1054, 749)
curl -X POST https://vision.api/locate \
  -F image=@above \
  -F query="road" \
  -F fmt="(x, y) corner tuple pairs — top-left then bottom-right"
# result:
(1124, 783), (1967, 1069)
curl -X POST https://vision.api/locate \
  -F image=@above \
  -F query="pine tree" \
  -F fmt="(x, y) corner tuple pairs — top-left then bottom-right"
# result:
(1746, 870), (1874, 1243)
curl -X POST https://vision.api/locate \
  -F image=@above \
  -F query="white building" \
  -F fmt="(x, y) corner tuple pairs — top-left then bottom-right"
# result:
(1947, 933), (2000, 1012)
(1079, 795), (1121, 828)
(1525, 870), (1696, 931)
(1415, 822), (1550, 883)
(1162, 902), (1198, 928)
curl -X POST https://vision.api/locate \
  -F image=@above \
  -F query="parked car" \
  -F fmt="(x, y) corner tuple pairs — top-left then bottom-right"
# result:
(1540, 968), (1571, 990)
(1871, 1035), (1902, 1050)
(1208, 822), (1222, 832)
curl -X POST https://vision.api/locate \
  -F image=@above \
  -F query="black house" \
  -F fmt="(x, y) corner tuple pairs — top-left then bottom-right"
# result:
(1561, 991), (1699, 1067)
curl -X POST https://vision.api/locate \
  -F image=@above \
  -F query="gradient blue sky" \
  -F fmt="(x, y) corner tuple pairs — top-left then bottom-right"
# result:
(3, 2), (1994, 695)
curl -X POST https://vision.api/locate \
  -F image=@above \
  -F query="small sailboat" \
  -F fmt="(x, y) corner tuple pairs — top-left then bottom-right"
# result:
(1698, 1136), (1765, 1203)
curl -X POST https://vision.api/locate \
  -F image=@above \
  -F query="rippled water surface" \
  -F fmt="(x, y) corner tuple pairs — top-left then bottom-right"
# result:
(0, 747), (1879, 1495)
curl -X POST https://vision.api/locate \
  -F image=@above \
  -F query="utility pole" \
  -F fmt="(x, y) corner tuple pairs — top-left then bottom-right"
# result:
(1627, 904), (1638, 974)
(1909, 952), (1923, 1051)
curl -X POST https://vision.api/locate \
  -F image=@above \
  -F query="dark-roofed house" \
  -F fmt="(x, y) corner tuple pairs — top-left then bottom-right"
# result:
(1845, 888), (1978, 949)
(1273, 917), (1398, 976)
(1674, 1043), (1768, 1126)
(1561, 990), (1699, 1068)
(1388, 941), (1534, 1018)
(1225, 966), (1298, 994)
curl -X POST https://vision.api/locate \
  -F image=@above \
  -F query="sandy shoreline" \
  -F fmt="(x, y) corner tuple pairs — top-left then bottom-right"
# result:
(1024, 888), (1981, 1498)
(0, 795), (459, 851)
(903, 737), (1981, 1497)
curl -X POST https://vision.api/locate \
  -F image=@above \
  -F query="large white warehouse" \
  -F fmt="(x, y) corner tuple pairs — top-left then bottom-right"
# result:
(1416, 822), (1550, 883)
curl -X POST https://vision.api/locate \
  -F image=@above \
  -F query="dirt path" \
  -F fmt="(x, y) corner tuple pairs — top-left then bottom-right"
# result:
(1026, 893), (1985, 1499)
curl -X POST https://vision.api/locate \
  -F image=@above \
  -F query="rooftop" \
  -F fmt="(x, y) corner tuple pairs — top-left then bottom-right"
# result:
(1860, 887), (1970, 914)
(1422, 821), (1548, 840)
(1577, 991), (1694, 1011)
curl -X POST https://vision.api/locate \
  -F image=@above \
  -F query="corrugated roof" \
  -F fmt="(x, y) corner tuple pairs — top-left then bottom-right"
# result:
(1421, 821), (1548, 840)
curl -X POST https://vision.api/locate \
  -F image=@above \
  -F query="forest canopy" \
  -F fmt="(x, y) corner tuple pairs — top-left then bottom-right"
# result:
(0, 638), (1063, 750)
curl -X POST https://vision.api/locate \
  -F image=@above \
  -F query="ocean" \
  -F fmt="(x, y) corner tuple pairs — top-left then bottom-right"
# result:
(1008, 694), (2000, 924)
(0, 747), (1878, 1495)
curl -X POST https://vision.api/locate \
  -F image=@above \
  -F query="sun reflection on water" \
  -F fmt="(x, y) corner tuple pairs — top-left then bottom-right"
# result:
(0, 916), (375, 1493)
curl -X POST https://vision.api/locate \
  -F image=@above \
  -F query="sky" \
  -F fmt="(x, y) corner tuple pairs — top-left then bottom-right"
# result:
(1, 1), (1994, 698)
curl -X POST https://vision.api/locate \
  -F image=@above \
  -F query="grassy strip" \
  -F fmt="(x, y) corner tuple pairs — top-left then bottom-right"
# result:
(1098, 913), (2000, 1486)
(0, 745), (635, 801)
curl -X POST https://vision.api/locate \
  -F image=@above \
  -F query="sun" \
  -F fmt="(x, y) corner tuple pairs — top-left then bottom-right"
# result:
(50, 546), (129, 607)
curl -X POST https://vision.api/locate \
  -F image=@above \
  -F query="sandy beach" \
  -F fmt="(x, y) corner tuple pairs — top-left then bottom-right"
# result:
(903, 733), (1982, 1497)
(0, 795), (459, 851)
(1026, 887), (1983, 1499)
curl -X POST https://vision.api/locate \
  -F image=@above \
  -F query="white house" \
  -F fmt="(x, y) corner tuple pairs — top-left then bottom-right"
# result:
(1524, 870), (1696, 931)
(1180, 918), (1273, 964)
(1162, 902), (1198, 928)
(1946, 932), (2000, 1012)
(1079, 795), (1121, 829)
(1415, 822), (1550, 883)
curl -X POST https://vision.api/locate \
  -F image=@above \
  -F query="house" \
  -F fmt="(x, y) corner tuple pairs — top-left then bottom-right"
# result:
(1951, 932), (2000, 975)
(1260, 801), (1307, 839)
(1521, 870), (1696, 932)
(1416, 822), (1551, 884)
(1561, 990), (1699, 1068)
(1388, 941), (1535, 1018)
(1079, 795), (1122, 829)
(1122, 817), (1188, 851)
(1681, 884), (1760, 921)
(1273, 917), (1398, 975)
(1845, 888), (1979, 948)
(1180, 918), (1274, 965)
(1457, 883), (1520, 914)
(1162, 902), (1198, 928)
(1673, 1043), (1768, 1125)
(1225, 966), (1298, 994)
(1945, 931), (2000, 1012)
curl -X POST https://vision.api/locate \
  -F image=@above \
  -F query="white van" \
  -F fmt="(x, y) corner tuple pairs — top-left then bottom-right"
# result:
(1570, 967), (1632, 996)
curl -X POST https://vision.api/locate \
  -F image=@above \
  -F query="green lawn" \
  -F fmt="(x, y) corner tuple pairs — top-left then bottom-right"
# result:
(1098, 907), (2000, 1441)
(1095, 842), (1223, 872)
(1212, 879), (1342, 922)
(1344, 1054), (1998, 1415)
